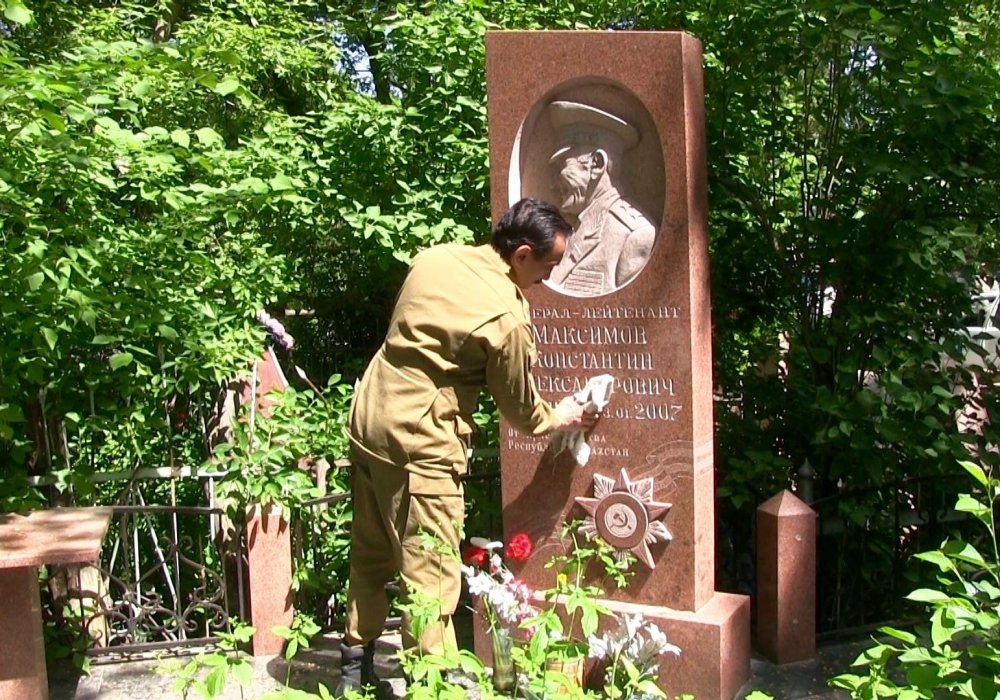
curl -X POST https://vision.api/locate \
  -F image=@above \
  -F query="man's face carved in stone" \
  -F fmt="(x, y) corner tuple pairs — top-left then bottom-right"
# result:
(554, 152), (593, 217)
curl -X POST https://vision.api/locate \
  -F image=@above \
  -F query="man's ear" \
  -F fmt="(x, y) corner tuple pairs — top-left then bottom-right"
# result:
(590, 149), (608, 180)
(512, 243), (534, 262)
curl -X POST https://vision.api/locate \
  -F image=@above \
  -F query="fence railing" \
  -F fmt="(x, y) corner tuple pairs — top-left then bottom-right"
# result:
(50, 502), (247, 657)
(809, 472), (972, 637)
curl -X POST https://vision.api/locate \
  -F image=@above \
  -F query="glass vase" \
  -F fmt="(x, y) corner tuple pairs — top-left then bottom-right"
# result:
(490, 626), (516, 693)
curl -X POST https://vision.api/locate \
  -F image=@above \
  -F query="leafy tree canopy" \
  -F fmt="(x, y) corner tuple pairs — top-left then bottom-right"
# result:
(1, 0), (998, 520)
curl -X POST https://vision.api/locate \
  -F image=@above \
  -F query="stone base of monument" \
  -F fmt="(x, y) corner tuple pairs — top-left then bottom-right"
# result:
(472, 591), (750, 700)
(590, 593), (751, 700)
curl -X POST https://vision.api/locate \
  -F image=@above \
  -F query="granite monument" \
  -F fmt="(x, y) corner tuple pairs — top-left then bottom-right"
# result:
(486, 31), (751, 700)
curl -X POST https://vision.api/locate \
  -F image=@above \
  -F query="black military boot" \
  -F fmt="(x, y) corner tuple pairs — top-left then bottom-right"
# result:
(335, 641), (394, 699)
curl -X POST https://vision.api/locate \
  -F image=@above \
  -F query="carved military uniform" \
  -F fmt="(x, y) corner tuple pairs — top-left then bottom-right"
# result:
(345, 243), (557, 654)
(549, 190), (656, 296)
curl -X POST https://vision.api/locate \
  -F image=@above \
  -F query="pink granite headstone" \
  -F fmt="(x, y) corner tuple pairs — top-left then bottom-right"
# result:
(486, 31), (750, 700)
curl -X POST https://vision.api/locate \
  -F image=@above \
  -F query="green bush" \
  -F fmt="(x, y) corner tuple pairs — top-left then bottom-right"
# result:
(830, 461), (1000, 698)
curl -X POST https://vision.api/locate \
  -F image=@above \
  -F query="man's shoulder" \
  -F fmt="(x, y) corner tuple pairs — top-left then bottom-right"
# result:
(408, 243), (523, 317)
(608, 198), (655, 233)
(411, 242), (465, 266)
(412, 243), (497, 269)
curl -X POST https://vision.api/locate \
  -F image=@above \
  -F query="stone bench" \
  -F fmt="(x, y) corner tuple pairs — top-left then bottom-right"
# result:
(0, 507), (112, 700)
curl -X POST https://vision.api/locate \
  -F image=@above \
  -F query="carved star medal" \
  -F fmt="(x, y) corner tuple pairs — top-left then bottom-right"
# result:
(575, 468), (672, 570)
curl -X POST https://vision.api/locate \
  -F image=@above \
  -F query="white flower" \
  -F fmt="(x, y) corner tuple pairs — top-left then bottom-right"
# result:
(634, 620), (680, 669)
(587, 633), (611, 659)
(590, 615), (681, 681)
(255, 309), (295, 350)
(462, 561), (537, 627)
(462, 566), (496, 597)
(469, 537), (503, 550)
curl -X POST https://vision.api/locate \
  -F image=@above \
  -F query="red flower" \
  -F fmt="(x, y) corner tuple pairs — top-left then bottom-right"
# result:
(505, 532), (533, 561)
(462, 545), (487, 566)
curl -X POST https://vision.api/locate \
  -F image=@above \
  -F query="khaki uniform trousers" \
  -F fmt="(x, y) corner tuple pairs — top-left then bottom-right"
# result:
(344, 450), (465, 655)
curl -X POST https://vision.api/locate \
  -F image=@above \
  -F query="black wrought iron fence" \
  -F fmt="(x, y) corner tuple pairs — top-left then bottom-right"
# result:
(48, 503), (247, 657)
(810, 472), (973, 637)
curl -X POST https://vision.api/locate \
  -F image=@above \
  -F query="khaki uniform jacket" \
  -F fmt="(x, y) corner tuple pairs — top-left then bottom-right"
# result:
(349, 243), (558, 493)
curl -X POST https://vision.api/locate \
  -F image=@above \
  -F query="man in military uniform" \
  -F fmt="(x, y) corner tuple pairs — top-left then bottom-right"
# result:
(546, 100), (657, 297)
(337, 199), (599, 696)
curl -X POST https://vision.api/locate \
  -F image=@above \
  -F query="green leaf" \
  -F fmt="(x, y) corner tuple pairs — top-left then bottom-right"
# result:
(214, 78), (240, 96)
(27, 272), (44, 290)
(941, 540), (986, 567)
(91, 334), (119, 345)
(157, 325), (178, 340)
(3, 0), (33, 24)
(955, 494), (990, 520)
(170, 129), (190, 148)
(915, 550), (954, 572)
(898, 646), (934, 663)
(109, 352), (134, 370)
(878, 626), (917, 644)
(268, 174), (294, 191)
(270, 625), (292, 639)
(194, 127), (223, 147)
(204, 665), (226, 696)
(959, 461), (990, 488)
(906, 588), (950, 603)
(41, 327), (57, 351)
(930, 609), (955, 648)
(230, 659), (253, 687)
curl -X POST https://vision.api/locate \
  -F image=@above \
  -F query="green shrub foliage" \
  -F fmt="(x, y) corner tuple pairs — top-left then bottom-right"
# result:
(830, 462), (1000, 699)
(2, 2), (999, 559)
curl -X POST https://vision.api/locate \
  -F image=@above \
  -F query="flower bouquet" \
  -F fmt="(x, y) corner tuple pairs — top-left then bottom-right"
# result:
(588, 613), (680, 699)
(461, 532), (537, 692)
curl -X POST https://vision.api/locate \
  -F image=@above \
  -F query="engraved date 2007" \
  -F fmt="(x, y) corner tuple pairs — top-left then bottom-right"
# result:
(633, 403), (683, 421)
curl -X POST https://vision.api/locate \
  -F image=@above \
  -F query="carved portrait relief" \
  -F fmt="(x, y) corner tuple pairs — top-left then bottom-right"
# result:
(509, 81), (665, 297)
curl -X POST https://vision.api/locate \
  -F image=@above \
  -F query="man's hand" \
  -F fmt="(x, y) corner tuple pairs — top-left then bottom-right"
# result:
(553, 395), (600, 431)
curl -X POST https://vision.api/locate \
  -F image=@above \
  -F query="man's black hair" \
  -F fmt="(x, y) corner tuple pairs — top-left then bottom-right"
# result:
(491, 198), (572, 260)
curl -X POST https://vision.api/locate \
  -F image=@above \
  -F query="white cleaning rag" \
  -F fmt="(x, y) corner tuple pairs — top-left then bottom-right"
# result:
(551, 374), (615, 465)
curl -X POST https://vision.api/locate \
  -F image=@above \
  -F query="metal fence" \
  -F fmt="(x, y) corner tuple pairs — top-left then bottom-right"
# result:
(47, 453), (969, 654)
(810, 472), (973, 637)
(49, 500), (247, 658)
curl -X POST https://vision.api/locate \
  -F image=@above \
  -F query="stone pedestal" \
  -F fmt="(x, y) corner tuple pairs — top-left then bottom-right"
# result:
(756, 490), (817, 664)
(246, 505), (294, 656)
(472, 593), (750, 700)
(0, 508), (112, 700)
(602, 594), (750, 700)
(0, 566), (48, 700)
